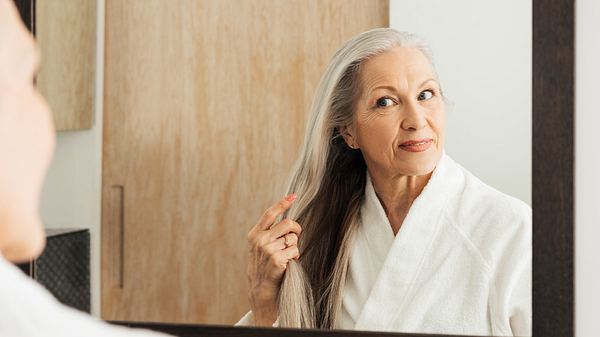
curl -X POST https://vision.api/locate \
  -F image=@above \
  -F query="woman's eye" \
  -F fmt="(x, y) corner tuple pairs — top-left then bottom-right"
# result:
(375, 97), (395, 108)
(418, 89), (434, 101)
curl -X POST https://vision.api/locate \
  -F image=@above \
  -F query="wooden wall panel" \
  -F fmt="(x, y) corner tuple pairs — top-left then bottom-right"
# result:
(36, 0), (96, 131)
(102, 0), (388, 324)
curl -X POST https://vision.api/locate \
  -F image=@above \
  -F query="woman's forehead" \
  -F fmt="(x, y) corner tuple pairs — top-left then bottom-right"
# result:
(359, 47), (435, 90)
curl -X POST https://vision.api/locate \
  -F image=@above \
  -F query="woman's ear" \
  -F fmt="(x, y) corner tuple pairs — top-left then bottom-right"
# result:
(338, 124), (359, 149)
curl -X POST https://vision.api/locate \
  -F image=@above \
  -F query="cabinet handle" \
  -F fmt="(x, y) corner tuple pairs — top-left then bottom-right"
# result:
(111, 185), (125, 288)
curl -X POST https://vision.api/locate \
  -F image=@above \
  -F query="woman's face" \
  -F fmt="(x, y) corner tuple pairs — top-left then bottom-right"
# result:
(0, 0), (55, 262)
(343, 46), (445, 178)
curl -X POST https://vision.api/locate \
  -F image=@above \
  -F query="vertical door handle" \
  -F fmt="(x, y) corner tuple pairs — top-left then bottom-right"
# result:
(111, 185), (125, 288)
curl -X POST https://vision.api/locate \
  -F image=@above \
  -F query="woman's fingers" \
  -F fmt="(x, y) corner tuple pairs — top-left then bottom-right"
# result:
(256, 193), (297, 231)
(269, 218), (302, 239)
(281, 244), (300, 261)
(283, 232), (298, 247)
(267, 245), (301, 270)
(247, 194), (299, 249)
(263, 233), (299, 254)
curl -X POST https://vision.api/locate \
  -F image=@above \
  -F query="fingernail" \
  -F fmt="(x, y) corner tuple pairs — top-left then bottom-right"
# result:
(285, 193), (297, 201)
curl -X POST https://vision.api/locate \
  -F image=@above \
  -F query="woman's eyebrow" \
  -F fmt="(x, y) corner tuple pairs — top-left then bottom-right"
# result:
(418, 78), (438, 88)
(367, 78), (438, 97)
(367, 85), (397, 95)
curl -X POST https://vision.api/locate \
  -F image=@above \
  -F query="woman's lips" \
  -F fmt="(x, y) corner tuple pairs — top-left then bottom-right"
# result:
(399, 138), (433, 152)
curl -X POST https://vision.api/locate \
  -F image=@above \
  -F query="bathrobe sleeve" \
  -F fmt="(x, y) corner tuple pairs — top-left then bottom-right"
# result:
(490, 201), (532, 337)
(234, 311), (254, 325)
(508, 259), (532, 336)
(0, 255), (169, 337)
(496, 242), (532, 337)
(234, 310), (279, 327)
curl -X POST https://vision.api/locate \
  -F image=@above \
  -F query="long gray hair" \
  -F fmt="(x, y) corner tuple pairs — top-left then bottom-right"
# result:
(277, 28), (437, 328)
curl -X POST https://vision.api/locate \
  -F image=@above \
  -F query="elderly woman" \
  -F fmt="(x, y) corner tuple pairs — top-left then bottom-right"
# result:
(238, 28), (531, 336)
(0, 1), (170, 335)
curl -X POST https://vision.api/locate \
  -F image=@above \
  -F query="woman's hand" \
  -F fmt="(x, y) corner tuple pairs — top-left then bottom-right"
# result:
(246, 193), (302, 326)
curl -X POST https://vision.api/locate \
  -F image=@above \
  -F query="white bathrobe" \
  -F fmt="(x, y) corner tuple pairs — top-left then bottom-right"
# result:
(236, 153), (532, 336)
(0, 254), (169, 337)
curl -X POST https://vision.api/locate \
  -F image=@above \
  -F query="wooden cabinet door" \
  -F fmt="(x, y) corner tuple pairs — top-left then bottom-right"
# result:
(101, 0), (388, 324)
(36, 0), (96, 131)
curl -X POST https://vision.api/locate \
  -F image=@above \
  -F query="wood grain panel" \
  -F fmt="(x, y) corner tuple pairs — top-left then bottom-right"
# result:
(36, 0), (96, 131)
(102, 0), (388, 324)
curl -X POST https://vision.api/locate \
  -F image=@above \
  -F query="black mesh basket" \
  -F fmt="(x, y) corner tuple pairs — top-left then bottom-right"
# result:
(19, 229), (91, 313)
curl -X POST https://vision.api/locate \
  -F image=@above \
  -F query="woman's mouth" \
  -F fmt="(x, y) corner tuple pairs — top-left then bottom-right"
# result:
(399, 138), (433, 152)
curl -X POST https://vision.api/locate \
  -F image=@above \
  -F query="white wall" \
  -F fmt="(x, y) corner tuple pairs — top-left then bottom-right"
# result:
(39, 0), (104, 317)
(390, 0), (532, 205)
(575, 0), (600, 335)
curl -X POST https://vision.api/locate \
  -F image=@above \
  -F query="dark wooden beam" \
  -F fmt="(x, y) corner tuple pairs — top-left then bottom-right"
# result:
(532, 0), (575, 336)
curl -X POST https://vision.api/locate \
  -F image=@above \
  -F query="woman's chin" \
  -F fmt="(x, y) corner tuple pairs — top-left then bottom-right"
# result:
(396, 152), (441, 176)
(0, 212), (46, 263)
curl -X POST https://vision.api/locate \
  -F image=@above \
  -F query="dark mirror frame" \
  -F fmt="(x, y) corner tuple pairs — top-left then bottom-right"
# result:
(14, 0), (574, 336)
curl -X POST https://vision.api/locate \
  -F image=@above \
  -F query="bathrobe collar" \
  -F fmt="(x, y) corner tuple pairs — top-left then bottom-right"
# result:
(354, 152), (462, 331)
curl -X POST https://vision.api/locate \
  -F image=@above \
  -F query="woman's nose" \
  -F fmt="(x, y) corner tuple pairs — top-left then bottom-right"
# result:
(400, 101), (427, 131)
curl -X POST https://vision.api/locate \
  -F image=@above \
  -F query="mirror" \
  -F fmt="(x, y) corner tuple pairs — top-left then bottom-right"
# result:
(32, 0), (535, 336)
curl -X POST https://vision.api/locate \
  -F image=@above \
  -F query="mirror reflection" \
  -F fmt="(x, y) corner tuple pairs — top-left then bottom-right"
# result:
(0, 0), (532, 336)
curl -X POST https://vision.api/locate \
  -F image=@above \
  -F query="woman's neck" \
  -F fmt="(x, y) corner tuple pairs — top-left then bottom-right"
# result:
(369, 170), (433, 235)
